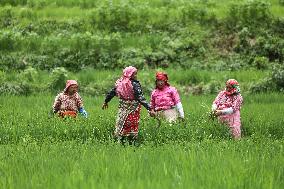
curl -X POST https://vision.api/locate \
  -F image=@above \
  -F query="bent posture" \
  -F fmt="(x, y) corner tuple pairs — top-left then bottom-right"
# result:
(212, 79), (243, 139)
(52, 80), (88, 118)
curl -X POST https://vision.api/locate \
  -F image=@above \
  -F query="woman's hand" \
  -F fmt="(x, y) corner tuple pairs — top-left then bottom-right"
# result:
(214, 110), (223, 116)
(102, 102), (108, 110)
(149, 109), (156, 117)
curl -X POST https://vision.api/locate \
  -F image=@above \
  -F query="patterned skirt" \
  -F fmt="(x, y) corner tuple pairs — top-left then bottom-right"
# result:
(115, 99), (141, 137)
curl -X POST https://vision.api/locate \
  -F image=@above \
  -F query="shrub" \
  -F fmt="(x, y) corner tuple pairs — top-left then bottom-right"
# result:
(226, 1), (272, 31)
(19, 67), (38, 82)
(249, 78), (275, 93)
(271, 65), (284, 91)
(47, 67), (68, 92)
(0, 6), (15, 27)
(250, 64), (284, 93)
(0, 31), (20, 51)
(253, 35), (284, 62)
(0, 82), (32, 95)
(252, 56), (269, 70)
(204, 81), (222, 94)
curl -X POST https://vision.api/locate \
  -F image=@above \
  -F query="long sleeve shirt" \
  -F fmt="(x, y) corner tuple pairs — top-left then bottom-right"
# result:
(212, 91), (243, 115)
(104, 79), (151, 111)
(53, 92), (83, 113)
(150, 86), (181, 111)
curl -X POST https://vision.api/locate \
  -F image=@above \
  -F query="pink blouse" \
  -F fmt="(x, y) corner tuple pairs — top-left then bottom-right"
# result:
(213, 90), (243, 129)
(213, 91), (243, 112)
(151, 86), (181, 111)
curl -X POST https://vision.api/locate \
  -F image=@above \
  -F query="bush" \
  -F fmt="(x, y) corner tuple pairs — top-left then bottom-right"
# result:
(0, 31), (20, 51)
(272, 18), (284, 37)
(271, 65), (284, 91)
(19, 67), (38, 82)
(226, 1), (272, 31)
(249, 78), (275, 93)
(252, 56), (269, 70)
(117, 48), (146, 69)
(0, 70), (5, 81)
(204, 81), (222, 94)
(250, 64), (284, 93)
(253, 35), (284, 62)
(0, 82), (32, 95)
(47, 67), (68, 92)
(0, 6), (15, 27)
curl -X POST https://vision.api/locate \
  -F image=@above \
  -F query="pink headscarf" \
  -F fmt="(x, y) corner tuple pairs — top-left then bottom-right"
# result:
(115, 66), (137, 100)
(64, 80), (78, 93)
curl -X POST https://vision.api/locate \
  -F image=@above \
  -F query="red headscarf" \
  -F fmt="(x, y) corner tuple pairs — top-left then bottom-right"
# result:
(225, 79), (241, 95)
(115, 66), (137, 100)
(156, 72), (170, 87)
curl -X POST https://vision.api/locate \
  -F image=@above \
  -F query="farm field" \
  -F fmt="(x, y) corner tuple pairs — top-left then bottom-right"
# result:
(0, 94), (283, 189)
(1, 0), (284, 188)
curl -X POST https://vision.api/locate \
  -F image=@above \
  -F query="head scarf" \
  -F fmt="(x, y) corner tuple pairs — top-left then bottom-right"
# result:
(115, 66), (137, 100)
(64, 80), (78, 93)
(156, 72), (170, 88)
(225, 79), (241, 95)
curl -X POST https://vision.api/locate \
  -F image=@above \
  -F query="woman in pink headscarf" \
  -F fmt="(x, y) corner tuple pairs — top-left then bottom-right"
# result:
(102, 66), (154, 143)
(52, 80), (88, 118)
(150, 72), (184, 123)
(212, 79), (243, 139)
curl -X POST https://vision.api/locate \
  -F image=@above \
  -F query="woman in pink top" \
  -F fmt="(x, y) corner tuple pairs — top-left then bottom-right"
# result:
(212, 79), (243, 139)
(102, 66), (154, 143)
(151, 72), (184, 122)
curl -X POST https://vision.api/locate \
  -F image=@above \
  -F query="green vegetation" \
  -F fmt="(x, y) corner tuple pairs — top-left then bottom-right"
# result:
(0, 0), (283, 71)
(1, 0), (284, 93)
(0, 68), (274, 95)
(1, 1), (284, 188)
(0, 94), (283, 188)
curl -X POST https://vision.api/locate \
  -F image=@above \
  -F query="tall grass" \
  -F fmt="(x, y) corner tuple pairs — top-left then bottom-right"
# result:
(0, 94), (283, 143)
(0, 94), (283, 188)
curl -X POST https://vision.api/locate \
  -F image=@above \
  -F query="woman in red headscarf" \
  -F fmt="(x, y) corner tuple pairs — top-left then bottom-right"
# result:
(102, 66), (154, 143)
(52, 80), (88, 118)
(150, 72), (184, 123)
(212, 79), (243, 139)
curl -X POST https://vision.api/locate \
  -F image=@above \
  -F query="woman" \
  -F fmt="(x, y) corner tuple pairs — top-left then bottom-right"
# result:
(102, 66), (154, 142)
(212, 79), (243, 139)
(52, 80), (88, 118)
(150, 72), (184, 123)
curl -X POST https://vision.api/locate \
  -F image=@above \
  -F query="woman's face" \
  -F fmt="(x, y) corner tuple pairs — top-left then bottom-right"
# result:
(156, 80), (166, 89)
(226, 83), (233, 92)
(68, 85), (78, 95)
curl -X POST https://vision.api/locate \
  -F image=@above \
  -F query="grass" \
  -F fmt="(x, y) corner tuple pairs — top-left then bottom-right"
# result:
(0, 140), (283, 189)
(1, 68), (269, 84)
(0, 94), (283, 188)
(0, 68), (269, 96)
(0, 0), (283, 187)
(1, 0), (284, 19)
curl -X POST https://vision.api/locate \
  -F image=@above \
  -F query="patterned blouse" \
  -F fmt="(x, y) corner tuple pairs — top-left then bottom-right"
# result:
(213, 91), (243, 112)
(104, 79), (151, 111)
(53, 92), (83, 113)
